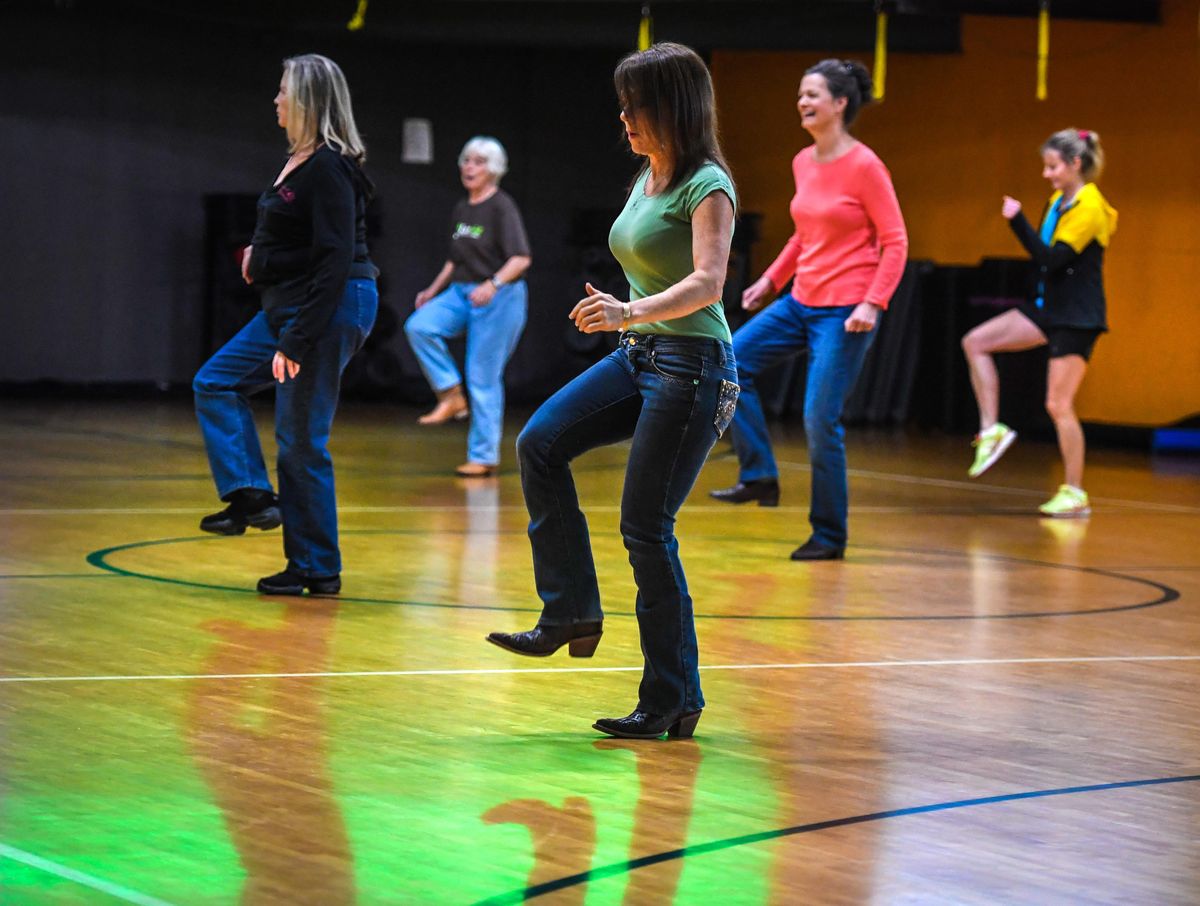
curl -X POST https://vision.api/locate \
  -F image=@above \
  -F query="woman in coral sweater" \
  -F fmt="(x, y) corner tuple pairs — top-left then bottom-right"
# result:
(711, 59), (908, 561)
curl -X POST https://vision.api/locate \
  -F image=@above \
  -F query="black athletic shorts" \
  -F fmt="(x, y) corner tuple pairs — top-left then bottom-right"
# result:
(1019, 304), (1104, 361)
(1044, 326), (1103, 361)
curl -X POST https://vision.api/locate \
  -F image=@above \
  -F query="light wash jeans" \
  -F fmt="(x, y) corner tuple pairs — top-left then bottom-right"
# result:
(404, 280), (528, 465)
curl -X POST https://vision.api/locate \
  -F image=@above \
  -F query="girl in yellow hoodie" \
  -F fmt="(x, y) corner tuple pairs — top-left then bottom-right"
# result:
(962, 128), (1118, 516)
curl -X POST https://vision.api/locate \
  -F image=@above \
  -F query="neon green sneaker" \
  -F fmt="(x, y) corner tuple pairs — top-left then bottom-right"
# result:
(1039, 484), (1091, 517)
(968, 422), (1017, 478)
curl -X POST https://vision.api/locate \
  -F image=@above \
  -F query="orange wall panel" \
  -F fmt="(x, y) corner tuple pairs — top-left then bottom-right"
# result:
(713, 0), (1200, 426)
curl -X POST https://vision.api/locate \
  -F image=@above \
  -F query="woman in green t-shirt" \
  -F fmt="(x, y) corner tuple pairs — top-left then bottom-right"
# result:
(487, 43), (740, 740)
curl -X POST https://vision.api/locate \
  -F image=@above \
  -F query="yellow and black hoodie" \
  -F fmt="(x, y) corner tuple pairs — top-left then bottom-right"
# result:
(1009, 182), (1118, 331)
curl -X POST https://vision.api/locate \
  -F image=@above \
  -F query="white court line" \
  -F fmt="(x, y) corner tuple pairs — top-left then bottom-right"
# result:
(0, 843), (177, 906)
(1, 654), (1197, 684)
(1, 459), (1196, 516)
(779, 460), (1200, 513)
(3, 457), (1198, 516)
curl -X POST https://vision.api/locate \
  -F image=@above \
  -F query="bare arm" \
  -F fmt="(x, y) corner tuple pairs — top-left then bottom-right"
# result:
(416, 260), (455, 308)
(571, 191), (734, 333)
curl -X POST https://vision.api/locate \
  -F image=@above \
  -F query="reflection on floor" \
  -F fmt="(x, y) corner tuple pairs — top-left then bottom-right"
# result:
(1, 400), (1198, 904)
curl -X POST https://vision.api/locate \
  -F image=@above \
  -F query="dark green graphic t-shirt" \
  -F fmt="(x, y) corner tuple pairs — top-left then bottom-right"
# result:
(447, 189), (531, 284)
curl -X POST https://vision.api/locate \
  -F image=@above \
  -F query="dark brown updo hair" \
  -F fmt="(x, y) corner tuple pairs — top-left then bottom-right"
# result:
(804, 58), (874, 126)
(1043, 128), (1105, 181)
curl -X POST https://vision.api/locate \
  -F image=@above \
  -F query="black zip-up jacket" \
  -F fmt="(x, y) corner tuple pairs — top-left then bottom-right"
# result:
(1007, 183), (1117, 331)
(247, 145), (376, 362)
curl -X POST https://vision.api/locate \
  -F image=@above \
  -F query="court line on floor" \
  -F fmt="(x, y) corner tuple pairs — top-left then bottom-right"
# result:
(474, 773), (1200, 905)
(82, 535), (1183, 622)
(0, 573), (118, 579)
(0, 843), (177, 906)
(782, 461), (1200, 513)
(5, 501), (1200, 516)
(2, 654), (1197, 684)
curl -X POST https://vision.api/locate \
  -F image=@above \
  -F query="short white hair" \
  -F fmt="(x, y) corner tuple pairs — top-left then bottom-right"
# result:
(458, 136), (508, 179)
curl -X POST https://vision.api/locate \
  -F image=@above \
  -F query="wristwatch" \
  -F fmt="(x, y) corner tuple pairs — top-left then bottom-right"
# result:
(489, 275), (505, 289)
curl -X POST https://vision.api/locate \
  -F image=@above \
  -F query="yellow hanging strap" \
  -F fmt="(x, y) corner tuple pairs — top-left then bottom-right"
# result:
(1036, 1), (1050, 100)
(347, 0), (368, 32)
(638, 3), (653, 51)
(873, 4), (888, 102)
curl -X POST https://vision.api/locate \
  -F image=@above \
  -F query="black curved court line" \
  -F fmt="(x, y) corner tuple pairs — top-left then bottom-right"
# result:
(473, 774), (1200, 905)
(84, 533), (1181, 622)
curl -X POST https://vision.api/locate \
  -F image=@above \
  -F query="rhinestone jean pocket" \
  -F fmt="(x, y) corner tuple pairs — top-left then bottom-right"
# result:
(714, 378), (740, 437)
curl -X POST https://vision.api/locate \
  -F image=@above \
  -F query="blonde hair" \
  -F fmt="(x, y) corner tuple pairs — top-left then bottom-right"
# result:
(281, 54), (366, 164)
(1043, 128), (1105, 181)
(458, 136), (508, 179)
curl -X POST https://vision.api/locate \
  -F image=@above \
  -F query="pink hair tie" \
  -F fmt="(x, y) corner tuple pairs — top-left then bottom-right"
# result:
(1078, 129), (1090, 140)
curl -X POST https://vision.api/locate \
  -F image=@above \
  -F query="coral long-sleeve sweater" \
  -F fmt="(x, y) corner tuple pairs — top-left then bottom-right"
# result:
(762, 142), (908, 309)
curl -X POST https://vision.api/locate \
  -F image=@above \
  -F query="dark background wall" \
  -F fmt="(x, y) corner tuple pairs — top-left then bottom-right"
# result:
(4, 0), (1189, 431)
(0, 3), (641, 397)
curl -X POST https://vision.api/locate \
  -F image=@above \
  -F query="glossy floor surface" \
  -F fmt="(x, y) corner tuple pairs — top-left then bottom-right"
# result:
(2, 399), (1198, 904)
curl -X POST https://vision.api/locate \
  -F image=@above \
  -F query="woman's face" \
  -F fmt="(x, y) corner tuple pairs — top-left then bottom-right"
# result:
(274, 77), (288, 130)
(620, 106), (657, 157)
(459, 153), (496, 192)
(1042, 149), (1083, 192)
(796, 74), (845, 134)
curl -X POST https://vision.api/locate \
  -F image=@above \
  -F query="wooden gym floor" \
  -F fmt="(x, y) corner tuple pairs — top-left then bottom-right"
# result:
(1, 398), (1198, 904)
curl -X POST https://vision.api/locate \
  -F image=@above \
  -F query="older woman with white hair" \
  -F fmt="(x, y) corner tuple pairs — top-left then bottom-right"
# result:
(405, 135), (532, 477)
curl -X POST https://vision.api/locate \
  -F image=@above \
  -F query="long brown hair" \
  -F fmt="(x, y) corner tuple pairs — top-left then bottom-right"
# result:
(613, 42), (733, 196)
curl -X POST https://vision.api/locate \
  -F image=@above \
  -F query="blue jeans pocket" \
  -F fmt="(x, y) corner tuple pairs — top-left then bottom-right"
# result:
(714, 378), (740, 437)
(650, 349), (704, 385)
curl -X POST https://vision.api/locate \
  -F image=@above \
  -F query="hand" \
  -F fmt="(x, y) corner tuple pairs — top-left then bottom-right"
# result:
(272, 351), (300, 383)
(843, 302), (880, 333)
(241, 245), (253, 285)
(414, 287), (436, 308)
(468, 280), (497, 307)
(570, 282), (624, 334)
(741, 275), (773, 312)
(1001, 196), (1022, 220)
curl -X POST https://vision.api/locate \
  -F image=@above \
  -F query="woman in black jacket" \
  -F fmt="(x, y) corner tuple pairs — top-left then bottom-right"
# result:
(962, 128), (1117, 517)
(193, 53), (378, 593)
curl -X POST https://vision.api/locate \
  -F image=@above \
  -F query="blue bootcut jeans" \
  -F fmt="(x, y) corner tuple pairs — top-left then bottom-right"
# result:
(404, 281), (528, 465)
(728, 294), (877, 550)
(193, 278), (378, 577)
(516, 332), (739, 716)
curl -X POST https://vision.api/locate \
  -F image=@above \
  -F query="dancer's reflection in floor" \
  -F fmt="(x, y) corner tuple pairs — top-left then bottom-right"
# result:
(185, 600), (353, 905)
(482, 736), (703, 902)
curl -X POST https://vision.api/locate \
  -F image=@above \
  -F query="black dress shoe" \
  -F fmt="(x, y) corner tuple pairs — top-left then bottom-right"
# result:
(709, 479), (780, 507)
(593, 708), (702, 740)
(200, 489), (282, 536)
(790, 538), (845, 561)
(257, 569), (341, 596)
(486, 621), (603, 658)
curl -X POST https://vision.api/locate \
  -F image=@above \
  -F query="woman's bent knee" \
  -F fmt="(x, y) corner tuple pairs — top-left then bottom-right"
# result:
(516, 422), (547, 468)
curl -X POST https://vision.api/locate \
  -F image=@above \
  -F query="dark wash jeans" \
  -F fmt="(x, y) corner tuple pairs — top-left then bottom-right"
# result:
(516, 332), (739, 715)
(193, 278), (378, 577)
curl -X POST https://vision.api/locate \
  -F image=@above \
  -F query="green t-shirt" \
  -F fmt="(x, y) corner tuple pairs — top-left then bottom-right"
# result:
(608, 162), (736, 342)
